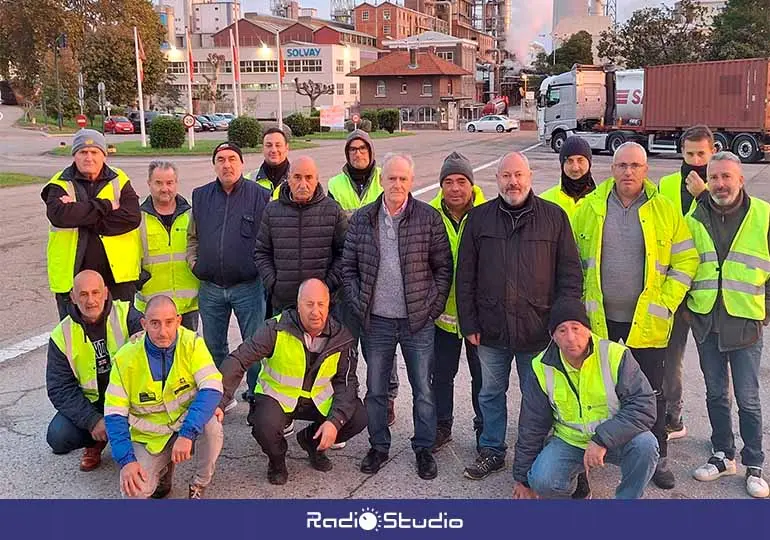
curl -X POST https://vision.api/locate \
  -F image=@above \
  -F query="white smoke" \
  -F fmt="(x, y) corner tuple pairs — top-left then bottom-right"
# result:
(506, 0), (553, 66)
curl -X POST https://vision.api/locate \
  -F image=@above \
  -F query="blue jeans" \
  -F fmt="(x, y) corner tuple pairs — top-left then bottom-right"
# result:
(527, 433), (659, 499)
(477, 345), (535, 456)
(46, 412), (99, 454)
(696, 332), (764, 467)
(361, 315), (436, 453)
(199, 279), (265, 394)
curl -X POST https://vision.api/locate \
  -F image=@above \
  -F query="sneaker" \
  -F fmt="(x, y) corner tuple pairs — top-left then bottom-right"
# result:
(387, 399), (396, 427)
(296, 428), (333, 472)
(463, 449), (505, 480)
(151, 463), (175, 499)
(223, 398), (238, 413)
(330, 441), (346, 449)
(746, 467), (770, 498)
(572, 471), (592, 499)
(79, 440), (107, 472)
(666, 417), (687, 441)
(360, 448), (389, 474)
(693, 451), (737, 482)
(416, 449), (438, 480)
(267, 456), (288, 485)
(188, 483), (205, 499)
(432, 425), (452, 453)
(652, 457), (675, 489)
(283, 420), (295, 437)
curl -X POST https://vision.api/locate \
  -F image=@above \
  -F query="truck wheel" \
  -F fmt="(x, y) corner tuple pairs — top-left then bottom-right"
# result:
(550, 132), (566, 153)
(607, 132), (625, 153)
(714, 132), (730, 153)
(732, 134), (760, 163)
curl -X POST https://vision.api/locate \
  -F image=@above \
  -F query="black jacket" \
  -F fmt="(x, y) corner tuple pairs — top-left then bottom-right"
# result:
(254, 183), (348, 311)
(41, 163), (141, 287)
(219, 309), (359, 429)
(342, 194), (453, 333)
(187, 176), (270, 287)
(456, 193), (583, 352)
(512, 337), (656, 483)
(46, 297), (143, 431)
(138, 194), (192, 289)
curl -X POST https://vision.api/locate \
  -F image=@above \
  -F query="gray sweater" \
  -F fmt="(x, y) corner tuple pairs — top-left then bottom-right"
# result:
(601, 188), (648, 323)
(371, 203), (408, 318)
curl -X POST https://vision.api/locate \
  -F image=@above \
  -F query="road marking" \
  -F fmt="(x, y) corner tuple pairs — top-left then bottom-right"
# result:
(413, 142), (542, 196)
(0, 140), (543, 366)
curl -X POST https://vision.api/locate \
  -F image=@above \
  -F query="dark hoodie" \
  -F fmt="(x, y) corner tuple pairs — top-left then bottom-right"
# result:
(253, 182), (349, 311)
(330, 130), (378, 200)
(46, 296), (143, 431)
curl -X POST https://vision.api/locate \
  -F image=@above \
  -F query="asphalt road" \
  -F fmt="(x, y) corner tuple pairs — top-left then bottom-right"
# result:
(1, 103), (770, 499)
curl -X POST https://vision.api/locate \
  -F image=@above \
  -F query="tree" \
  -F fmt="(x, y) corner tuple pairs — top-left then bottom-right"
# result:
(155, 71), (184, 112)
(294, 78), (334, 110)
(40, 48), (81, 121)
(532, 31), (594, 75)
(709, 0), (770, 60)
(597, 0), (711, 68)
(201, 53), (226, 114)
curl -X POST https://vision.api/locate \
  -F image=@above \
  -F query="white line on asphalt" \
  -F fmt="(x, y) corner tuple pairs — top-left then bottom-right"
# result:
(0, 140), (544, 366)
(412, 141), (542, 196)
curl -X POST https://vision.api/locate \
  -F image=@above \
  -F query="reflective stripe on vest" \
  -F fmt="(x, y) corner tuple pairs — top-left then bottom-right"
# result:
(135, 210), (199, 314)
(46, 168), (141, 293)
(686, 196), (770, 320)
(327, 167), (383, 212)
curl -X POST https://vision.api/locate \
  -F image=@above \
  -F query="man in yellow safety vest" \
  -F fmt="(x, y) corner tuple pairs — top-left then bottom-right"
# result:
(539, 136), (596, 222)
(247, 127), (290, 198)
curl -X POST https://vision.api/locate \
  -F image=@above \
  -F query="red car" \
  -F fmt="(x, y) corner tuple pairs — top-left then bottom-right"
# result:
(103, 116), (135, 134)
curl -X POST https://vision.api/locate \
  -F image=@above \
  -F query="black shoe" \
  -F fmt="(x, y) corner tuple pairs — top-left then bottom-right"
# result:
(360, 448), (389, 474)
(432, 425), (452, 453)
(150, 463), (174, 499)
(416, 449), (438, 480)
(267, 456), (288, 485)
(296, 428), (333, 472)
(652, 457), (675, 490)
(572, 471), (592, 499)
(463, 449), (505, 480)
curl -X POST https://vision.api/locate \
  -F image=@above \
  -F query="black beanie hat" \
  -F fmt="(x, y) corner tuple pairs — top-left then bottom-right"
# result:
(548, 297), (591, 335)
(212, 141), (244, 164)
(559, 136), (592, 166)
(439, 151), (474, 185)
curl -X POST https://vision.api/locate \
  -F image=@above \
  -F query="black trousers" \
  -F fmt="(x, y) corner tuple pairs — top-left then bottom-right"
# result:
(249, 394), (368, 459)
(607, 320), (667, 458)
(432, 326), (483, 432)
(55, 281), (137, 321)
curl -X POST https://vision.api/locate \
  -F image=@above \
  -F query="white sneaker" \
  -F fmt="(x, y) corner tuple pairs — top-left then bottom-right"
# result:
(224, 398), (238, 413)
(330, 441), (346, 450)
(693, 451), (737, 481)
(746, 468), (770, 498)
(283, 420), (295, 437)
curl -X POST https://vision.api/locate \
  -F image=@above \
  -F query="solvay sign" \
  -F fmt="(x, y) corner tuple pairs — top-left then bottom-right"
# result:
(285, 47), (321, 57)
(306, 506), (464, 531)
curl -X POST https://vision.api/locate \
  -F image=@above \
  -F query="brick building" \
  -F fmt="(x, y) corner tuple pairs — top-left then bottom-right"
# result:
(353, 2), (449, 48)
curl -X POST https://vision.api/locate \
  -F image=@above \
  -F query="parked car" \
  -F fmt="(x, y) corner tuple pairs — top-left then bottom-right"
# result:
(196, 115), (216, 132)
(466, 115), (519, 133)
(103, 116), (135, 134)
(127, 111), (160, 132)
(203, 114), (229, 131)
(219, 113), (235, 121)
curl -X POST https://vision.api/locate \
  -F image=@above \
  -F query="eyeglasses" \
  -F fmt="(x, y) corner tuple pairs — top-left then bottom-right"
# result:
(613, 163), (646, 171)
(348, 146), (369, 154)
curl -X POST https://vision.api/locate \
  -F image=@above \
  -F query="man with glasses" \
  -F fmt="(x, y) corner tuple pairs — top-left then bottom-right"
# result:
(572, 142), (699, 491)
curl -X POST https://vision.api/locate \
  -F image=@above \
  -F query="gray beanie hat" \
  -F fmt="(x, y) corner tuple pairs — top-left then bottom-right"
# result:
(439, 151), (474, 185)
(72, 129), (107, 156)
(345, 129), (375, 160)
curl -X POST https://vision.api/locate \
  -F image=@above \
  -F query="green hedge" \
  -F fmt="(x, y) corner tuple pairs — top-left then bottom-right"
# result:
(361, 110), (379, 131)
(284, 113), (313, 137)
(378, 109), (400, 133)
(227, 116), (263, 148)
(149, 117), (185, 149)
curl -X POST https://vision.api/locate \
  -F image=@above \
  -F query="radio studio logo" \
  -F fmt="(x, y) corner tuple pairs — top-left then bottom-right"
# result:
(306, 506), (464, 531)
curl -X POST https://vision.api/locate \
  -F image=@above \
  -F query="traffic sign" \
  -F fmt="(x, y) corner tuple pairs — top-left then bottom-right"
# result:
(182, 114), (196, 129)
(352, 113), (360, 124)
(75, 114), (88, 128)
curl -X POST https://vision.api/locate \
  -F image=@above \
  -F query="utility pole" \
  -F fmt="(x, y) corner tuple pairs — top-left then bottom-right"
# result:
(53, 34), (66, 130)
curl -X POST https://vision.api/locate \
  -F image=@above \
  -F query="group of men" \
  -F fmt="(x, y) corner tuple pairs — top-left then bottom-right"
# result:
(42, 123), (769, 500)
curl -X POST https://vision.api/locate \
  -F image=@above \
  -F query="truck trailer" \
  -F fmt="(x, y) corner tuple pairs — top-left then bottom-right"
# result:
(537, 58), (770, 162)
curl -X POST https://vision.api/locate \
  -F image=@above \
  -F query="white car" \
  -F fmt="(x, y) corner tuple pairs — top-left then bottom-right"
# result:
(466, 115), (519, 133)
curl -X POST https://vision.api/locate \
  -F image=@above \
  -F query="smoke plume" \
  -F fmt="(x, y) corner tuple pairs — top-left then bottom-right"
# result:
(506, 0), (553, 66)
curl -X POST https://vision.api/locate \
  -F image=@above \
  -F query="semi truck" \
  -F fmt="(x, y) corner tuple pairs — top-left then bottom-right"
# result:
(537, 58), (770, 162)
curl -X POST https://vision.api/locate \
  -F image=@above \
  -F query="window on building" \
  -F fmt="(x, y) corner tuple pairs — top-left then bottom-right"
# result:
(337, 83), (344, 96)
(417, 106), (436, 123)
(240, 60), (278, 73)
(350, 83), (358, 95)
(447, 80), (453, 95)
(383, 24), (391, 35)
(223, 61), (232, 73)
(400, 82), (407, 94)
(284, 59), (322, 73)
(241, 83), (279, 91)
(383, 9), (391, 20)
(362, 10), (369, 21)
(376, 80), (386, 97)
(350, 60), (358, 71)
(336, 59), (345, 73)
(400, 108), (413, 123)
(167, 62), (187, 74)
(437, 51), (454, 63)
(421, 80), (433, 96)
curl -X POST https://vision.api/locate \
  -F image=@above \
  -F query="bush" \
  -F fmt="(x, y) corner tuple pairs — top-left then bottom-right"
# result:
(361, 109), (379, 131)
(309, 108), (320, 117)
(149, 116), (185, 149)
(344, 118), (373, 132)
(284, 113), (313, 137)
(260, 121), (293, 140)
(227, 116), (263, 148)
(378, 108), (400, 133)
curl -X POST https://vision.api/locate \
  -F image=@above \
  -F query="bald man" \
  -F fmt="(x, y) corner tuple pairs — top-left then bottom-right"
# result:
(456, 151), (583, 481)
(218, 279), (367, 485)
(254, 155), (349, 315)
(46, 270), (143, 472)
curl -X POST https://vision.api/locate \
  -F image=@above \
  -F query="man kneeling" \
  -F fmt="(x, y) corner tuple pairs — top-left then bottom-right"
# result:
(512, 298), (659, 500)
(105, 295), (224, 499)
(218, 278), (367, 485)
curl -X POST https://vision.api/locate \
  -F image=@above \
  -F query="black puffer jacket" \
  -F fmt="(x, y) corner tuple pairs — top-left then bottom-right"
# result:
(254, 182), (348, 311)
(456, 193), (583, 352)
(342, 194), (453, 333)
